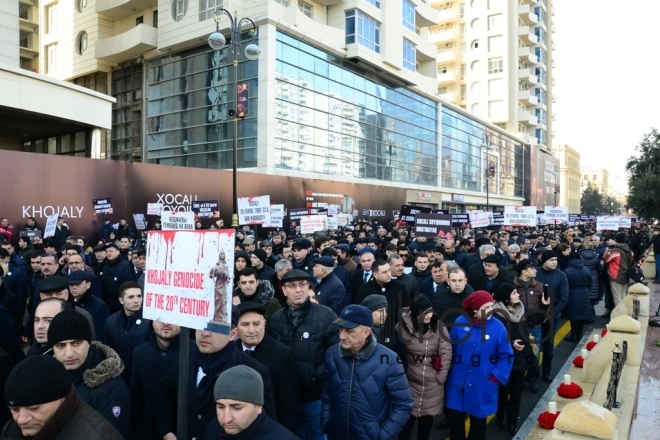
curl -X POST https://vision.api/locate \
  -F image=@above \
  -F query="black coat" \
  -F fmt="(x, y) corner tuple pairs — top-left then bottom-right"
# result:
(492, 307), (536, 373)
(314, 273), (346, 315)
(268, 299), (339, 401)
(98, 258), (132, 313)
(130, 333), (196, 440)
(74, 292), (110, 342)
(562, 259), (594, 322)
(393, 273), (419, 302)
(0, 347), (13, 428)
(432, 285), (475, 325)
(235, 334), (300, 434)
(256, 264), (276, 285)
(350, 268), (372, 301)
(153, 344), (276, 440)
(203, 412), (298, 440)
(53, 224), (71, 249)
(103, 309), (152, 385)
(3, 268), (28, 311)
(0, 304), (24, 365)
(419, 277), (446, 303)
(579, 248), (600, 301)
(466, 262), (485, 286)
(470, 271), (513, 295)
(0, 284), (23, 338)
(355, 279), (408, 307)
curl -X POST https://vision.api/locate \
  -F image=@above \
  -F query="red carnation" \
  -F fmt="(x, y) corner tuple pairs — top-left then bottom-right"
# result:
(537, 411), (561, 429)
(601, 329), (608, 337)
(586, 341), (597, 351)
(572, 355), (584, 368)
(557, 382), (583, 399)
(431, 354), (442, 372)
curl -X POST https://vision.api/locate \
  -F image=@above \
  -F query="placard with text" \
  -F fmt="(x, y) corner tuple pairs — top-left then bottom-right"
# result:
(238, 195), (271, 225)
(503, 206), (537, 226)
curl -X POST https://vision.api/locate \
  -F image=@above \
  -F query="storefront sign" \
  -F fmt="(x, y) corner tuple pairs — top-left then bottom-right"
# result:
(451, 194), (464, 203)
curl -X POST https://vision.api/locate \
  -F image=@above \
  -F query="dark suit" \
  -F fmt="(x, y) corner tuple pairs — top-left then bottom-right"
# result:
(471, 271), (513, 295)
(419, 277), (447, 303)
(350, 268), (372, 301)
(236, 335), (300, 434)
(466, 262), (485, 286)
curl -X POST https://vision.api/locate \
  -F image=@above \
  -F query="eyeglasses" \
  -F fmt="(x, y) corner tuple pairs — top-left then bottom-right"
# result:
(398, 253), (409, 257)
(284, 282), (308, 290)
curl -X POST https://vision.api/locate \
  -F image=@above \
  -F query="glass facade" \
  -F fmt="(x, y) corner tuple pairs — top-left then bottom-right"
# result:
(274, 31), (438, 185)
(441, 107), (523, 197)
(145, 41), (258, 168)
(111, 64), (143, 161)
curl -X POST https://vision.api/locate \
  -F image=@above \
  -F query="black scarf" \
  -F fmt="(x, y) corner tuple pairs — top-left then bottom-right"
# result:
(34, 385), (82, 440)
(194, 342), (236, 399)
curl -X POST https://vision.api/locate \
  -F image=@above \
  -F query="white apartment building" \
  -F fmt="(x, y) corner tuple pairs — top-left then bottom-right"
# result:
(581, 167), (610, 197)
(428, 0), (555, 152)
(556, 143), (580, 213)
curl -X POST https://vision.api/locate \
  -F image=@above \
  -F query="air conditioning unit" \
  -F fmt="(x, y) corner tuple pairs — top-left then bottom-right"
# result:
(445, 43), (452, 47)
(447, 2), (452, 6)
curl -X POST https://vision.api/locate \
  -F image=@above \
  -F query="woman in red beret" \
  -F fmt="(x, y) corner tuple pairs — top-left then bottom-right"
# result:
(444, 290), (513, 440)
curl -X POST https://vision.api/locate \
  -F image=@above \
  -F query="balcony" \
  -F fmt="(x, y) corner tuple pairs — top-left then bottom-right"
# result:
(517, 89), (539, 106)
(437, 71), (456, 84)
(516, 131), (531, 143)
(517, 26), (538, 45)
(517, 111), (538, 126)
(517, 47), (537, 65)
(428, 29), (456, 45)
(96, 0), (157, 20)
(95, 24), (157, 64)
(438, 92), (456, 102)
(436, 49), (456, 63)
(517, 4), (539, 25)
(19, 18), (38, 33)
(517, 68), (538, 85)
(415, 1), (440, 28)
(436, 8), (454, 24)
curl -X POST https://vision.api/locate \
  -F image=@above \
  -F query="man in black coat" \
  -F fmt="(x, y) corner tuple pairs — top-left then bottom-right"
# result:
(350, 248), (376, 296)
(103, 281), (151, 385)
(130, 321), (196, 440)
(388, 254), (419, 301)
(236, 302), (300, 434)
(0, 265), (24, 339)
(291, 239), (315, 276)
(419, 260), (450, 303)
(312, 256), (346, 315)
(432, 267), (474, 325)
(153, 306), (276, 440)
(68, 271), (110, 342)
(471, 254), (513, 294)
(251, 249), (276, 285)
(98, 243), (132, 313)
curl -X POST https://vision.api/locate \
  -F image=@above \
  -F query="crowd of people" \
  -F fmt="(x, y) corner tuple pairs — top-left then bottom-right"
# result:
(0, 214), (656, 439)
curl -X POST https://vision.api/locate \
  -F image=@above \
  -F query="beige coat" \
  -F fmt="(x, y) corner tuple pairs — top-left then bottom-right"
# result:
(397, 308), (452, 417)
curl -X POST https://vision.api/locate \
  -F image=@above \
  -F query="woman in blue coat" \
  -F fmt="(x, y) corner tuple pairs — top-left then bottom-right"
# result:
(579, 242), (600, 305)
(445, 290), (513, 440)
(562, 251), (593, 342)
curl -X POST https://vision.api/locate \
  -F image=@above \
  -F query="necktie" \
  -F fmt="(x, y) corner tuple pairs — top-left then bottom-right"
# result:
(244, 349), (255, 357)
(364, 272), (369, 282)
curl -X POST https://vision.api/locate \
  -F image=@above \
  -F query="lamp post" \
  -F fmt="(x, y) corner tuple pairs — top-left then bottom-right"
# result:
(481, 133), (494, 211)
(208, 9), (261, 228)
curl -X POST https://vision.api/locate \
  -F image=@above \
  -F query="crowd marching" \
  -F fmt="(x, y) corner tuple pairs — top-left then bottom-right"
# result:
(0, 214), (656, 439)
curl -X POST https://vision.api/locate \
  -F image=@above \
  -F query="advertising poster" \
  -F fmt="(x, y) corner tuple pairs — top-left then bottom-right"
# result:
(238, 195), (271, 225)
(596, 216), (621, 231)
(544, 206), (569, 223)
(192, 200), (220, 219)
(143, 230), (235, 334)
(93, 198), (113, 215)
(503, 206), (537, 226)
(161, 211), (195, 230)
(43, 213), (59, 238)
(237, 83), (249, 118)
(414, 214), (453, 239)
(147, 203), (163, 216)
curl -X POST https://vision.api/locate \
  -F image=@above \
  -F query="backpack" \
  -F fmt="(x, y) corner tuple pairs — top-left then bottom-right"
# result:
(627, 264), (644, 283)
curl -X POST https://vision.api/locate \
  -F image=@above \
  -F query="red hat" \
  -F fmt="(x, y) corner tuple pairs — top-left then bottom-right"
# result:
(462, 290), (494, 312)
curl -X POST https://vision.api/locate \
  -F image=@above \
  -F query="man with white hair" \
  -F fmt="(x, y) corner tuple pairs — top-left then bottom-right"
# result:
(312, 256), (345, 315)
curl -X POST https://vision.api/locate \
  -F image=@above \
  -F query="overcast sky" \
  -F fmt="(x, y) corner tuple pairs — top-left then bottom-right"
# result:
(552, 0), (660, 194)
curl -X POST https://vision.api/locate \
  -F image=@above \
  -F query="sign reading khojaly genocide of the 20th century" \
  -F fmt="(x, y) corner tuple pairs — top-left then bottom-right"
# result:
(143, 230), (235, 334)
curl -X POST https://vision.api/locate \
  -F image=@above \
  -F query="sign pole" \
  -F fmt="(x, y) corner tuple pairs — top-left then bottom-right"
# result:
(176, 326), (190, 439)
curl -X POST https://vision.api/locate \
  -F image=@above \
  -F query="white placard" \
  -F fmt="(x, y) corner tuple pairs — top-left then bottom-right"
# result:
(544, 206), (569, 223)
(262, 204), (284, 228)
(301, 215), (326, 234)
(503, 206), (537, 226)
(161, 211), (195, 231)
(43, 213), (59, 239)
(597, 216), (621, 231)
(618, 217), (631, 228)
(238, 195), (271, 225)
(326, 216), (338, 230)
(133, 213), (147, 230)
(328, 204), (340, 216)
(143, 230), (235, 334)
(147, 203), (163, 216)
(470, 211), (492, 228)
(337, 213), (349, 227)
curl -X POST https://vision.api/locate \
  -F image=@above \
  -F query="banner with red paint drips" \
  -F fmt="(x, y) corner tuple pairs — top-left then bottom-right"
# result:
(143, 230), (235, 335)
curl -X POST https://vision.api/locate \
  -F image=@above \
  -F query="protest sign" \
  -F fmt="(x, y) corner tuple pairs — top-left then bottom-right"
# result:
(161, 211), (195, 231)
(492, 211), (504, 226)
(596, 216), (620, 231)
(337, 213), (349, 227)
(19, 230), (42, 244)
(451, 213), (470, 228)
(238, 196), (271, 225)
(300, 215), (326, 234)
(328, 204), (340, 216)
(143, 230), (235, 334)
(93, 198), (113, 215)
(147, 203), (163, 216)
(326, 216), (338, 230)
(399, 205), (432, 224)
(289, 208), (309, 221)
(469, 211), (492, 228)
(414, 214), (453, 239)
(618, 217), (631, 228)
(192, 200), (219, 219)
(133, 214), (147, 230)
(544, 206), (569, 223)
(503, 206), (537, 226)
(263, 204), (284, 228)
(43, 213), (59, 238)
(568, 214), (581, 224)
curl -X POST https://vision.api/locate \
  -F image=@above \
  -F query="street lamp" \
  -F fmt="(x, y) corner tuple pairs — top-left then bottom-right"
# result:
(552, 171), (559, 206)
(480, 133), (494, 211)
(208, 9), (260, 228)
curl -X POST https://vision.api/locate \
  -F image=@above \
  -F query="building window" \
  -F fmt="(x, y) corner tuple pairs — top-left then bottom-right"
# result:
(535, 129), (547, 145)
(460, 64), (466, 80)
(593, 174), (597, 181)
(518, 123), (525, 133)
(488, 57), (503, 73)
(534, 7), (546, 23)
(535, 67), (546, 84)
(460, 3), (465, 18)
(438, 86), (448, 94)
(367, 0), (380, 8)
(460, 84), (467, 101)
(46, 43), (57, 73)
(535, 88), (546, 104)
(535, 47), (546, 64)
(535, 27), (547, 45)
(535, 108), (546, 124)
(136, 16), (144, 25)
(488, 100), (503, 117)
(198, 0), (219, 21)
(488, 35), (502, 52)
(75, 0), (87, 13)
(275, 0), (289, 5)
(75, 31), (88, 55)
(487, 14), (501, 31)
(345, 10), (380, 53)
(459, 23), (466, 38)
(460, 43), (466, 56)
(488, 78), (502, 96)
(403, 38), (416, 71)
(439, 66), (447, 74)
(299, 0), (313, 18)
(46, 3), (58, 34)
(171, 0), (188, 22)
(487, 0), (501, 10)
(153, 10), (159, 28)
(403, 0), (415, 31)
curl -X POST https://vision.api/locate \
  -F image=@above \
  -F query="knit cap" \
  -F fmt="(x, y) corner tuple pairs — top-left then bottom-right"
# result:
(5, 356), (71, 406)
(47, 310), (93, 345)
(214, 365), (264, 405)
(361, 294), (388, 312)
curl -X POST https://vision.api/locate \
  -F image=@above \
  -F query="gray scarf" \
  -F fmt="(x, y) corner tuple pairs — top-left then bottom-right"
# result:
(493, 301), (525, 323)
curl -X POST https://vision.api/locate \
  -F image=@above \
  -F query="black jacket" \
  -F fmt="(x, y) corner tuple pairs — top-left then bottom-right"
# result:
(203, 411), (298, 440)
(314, 273), (346, 315)
(419, 277), (447, 303)
(255, 264), (276, 285)
(236, 334), (300, 434)
(53, 224), (71, 249)
(130, 333), (196, 440)
(74, 292), (110, 342)
(98, 258), (132, 313)
(0, 284), (23, 338)
(103, 309), (152, 385)
(68, 342), (130, 439)
(392, 273), (419, 302)
(0, 347), (13, 428)
(470, 271), (513, 295)
(350, 268), (372, 300)
(268, 299), (339, 402)
(153, 344), (276, 440)
(432, 285), (475, 325)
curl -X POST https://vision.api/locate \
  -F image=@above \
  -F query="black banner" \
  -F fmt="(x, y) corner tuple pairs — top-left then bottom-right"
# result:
(492, 211), (505, 226)
(568, 214), (581, 223)
(289, 208), (310, 221)
(451, 213), (470, 228)
(414, 214), (453, 239)
(191, 200), (219, 218)
(399, 205), (432, 225)
(431, 209), (449, 215)
(92, 198), (113, 215)
(19, 230), (42, 244)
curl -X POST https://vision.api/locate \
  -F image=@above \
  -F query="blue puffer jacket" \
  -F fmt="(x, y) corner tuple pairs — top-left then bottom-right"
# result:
(579, 248), (599, 300)
(561, 259), (594, 322)
(445, 315), (513, 418)
(535, 267), (569, 318)
(322, 334), (413, 440)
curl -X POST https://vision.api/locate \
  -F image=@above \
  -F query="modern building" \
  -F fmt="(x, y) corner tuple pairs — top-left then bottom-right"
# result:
(556, 143), (580, 213)
(2, 0), (545, 213)
(581, 167), (610, 197)
(428, 0), (555, 153)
